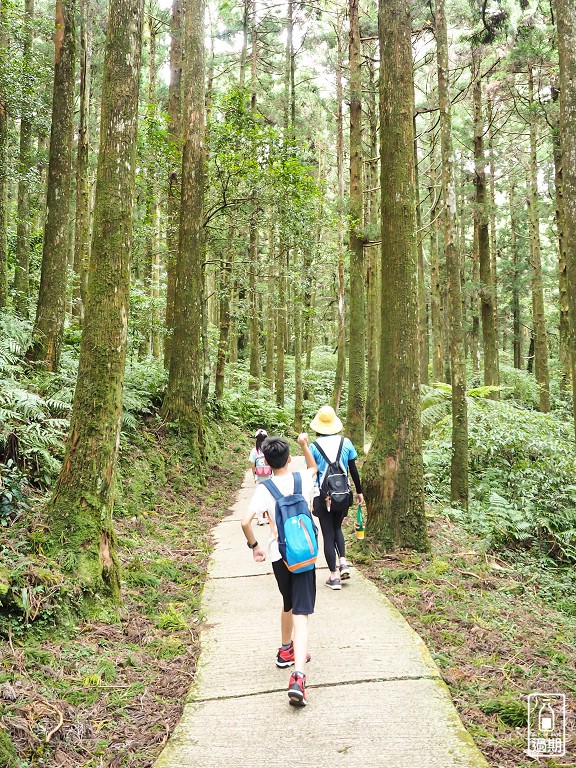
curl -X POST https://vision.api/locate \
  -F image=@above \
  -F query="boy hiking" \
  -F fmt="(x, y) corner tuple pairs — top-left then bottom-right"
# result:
(241, 434), (318, 707)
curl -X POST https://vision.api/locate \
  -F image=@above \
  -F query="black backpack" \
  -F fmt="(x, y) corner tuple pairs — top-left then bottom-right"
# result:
(313, 438), (353, 512)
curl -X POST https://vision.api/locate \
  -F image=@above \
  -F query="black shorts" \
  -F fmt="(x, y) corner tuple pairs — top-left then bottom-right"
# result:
(272, 559), (316, 615)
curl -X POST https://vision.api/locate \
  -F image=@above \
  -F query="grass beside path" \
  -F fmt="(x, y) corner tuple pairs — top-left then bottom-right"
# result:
(346, 513), (576, 768)
(0, 422), (250, 768)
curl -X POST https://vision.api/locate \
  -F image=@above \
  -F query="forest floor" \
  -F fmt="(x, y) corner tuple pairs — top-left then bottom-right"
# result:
(2, 430), (576, 767)
(0, 422), (250, 768)
(348, 513), (576, 768)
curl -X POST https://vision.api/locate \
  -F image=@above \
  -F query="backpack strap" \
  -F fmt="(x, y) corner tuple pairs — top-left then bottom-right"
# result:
(335, 437), (345, 464)
(313, 439), (346, 475)
(263, 473), (302, 542)
(312, 440), (331, 465)
(293, 472), (302, 494)
(262, 478), (282, 500)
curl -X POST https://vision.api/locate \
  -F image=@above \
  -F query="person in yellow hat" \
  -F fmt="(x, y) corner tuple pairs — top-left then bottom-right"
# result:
(307, 405), (363, 590)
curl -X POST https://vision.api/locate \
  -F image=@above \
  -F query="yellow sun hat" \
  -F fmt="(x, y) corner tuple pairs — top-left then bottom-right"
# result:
(310, 405), (343, 435)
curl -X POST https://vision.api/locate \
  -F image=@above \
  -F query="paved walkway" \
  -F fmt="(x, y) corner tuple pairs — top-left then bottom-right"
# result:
(154, 459), (489, 768)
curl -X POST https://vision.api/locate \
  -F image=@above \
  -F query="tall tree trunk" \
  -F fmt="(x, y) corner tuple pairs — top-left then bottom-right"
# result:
(215, 231), (233, 400)
(556, 0), (576, 436)
(145, 14), (160, 358)
(248, 224), (260, 389)
(414, 114), (429, 385)
(435, 0), (468, 506)
(13, 0), (35, 317)
(365, 55), (380, 429)
(294, 257), (303, 431)
(248, 0), (260, 389)
(0, 0), (7, 309)
(527, 66), (550, 413)
(275, 247), (287, 406)
(28, 0), (76, 370)
(331, 15), (346, 410)
(470, 226), (480, 374)
(509, 182), (522, 369)
(363, 0), (428, 551)
(164, 0), (182, 370)
(265, 229), (275, 389)
(552, 114), (571, 390)
(346, 0), (365, 449)
(473, 66), (499, 395)
(487, 95), (499, 346)
(72, 0), (92, 323)
(161, 0), (206, 459)
(429, 138), (444, 382)
(47, 0), (144, 599)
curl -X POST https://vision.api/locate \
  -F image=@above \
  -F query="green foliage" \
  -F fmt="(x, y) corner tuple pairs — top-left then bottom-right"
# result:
(479, 697), (528, 727)
(0, 460), (30, 525)
(425, 394), (576, 562)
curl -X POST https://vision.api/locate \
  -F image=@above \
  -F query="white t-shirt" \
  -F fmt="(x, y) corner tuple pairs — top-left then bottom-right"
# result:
(248, 470), (315, 562)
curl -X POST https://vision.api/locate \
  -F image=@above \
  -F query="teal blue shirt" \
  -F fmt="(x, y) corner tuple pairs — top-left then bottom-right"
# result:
(309, 435), (357, 487)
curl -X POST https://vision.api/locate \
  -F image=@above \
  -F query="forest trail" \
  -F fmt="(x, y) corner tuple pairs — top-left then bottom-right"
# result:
(153, 458), (489, 768)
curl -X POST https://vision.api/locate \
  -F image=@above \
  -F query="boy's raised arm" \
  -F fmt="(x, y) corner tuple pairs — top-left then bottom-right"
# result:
(297, 432), (317, 478)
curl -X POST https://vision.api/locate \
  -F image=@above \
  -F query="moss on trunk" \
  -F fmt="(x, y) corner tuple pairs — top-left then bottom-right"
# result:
(161, 0), (206, 460)
(363, 0), (428, 552)
(28, 0), (75, 370)
(46, 0), (144, 600)
(345, 0), (366, 450)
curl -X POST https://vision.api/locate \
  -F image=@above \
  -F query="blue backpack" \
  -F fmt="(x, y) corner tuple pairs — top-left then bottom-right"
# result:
(263, 473), (318, 573)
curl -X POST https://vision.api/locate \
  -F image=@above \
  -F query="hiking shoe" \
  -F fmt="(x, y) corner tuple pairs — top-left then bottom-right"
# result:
(339, 564), (351, 580)
(325, 576), (342, 590)
(276, 641), (311, 668)
(288, 672), (307, 707)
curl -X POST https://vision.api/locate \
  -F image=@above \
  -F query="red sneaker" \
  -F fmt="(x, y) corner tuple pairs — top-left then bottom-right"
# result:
(288, 672), (307, 706)
(275, 641), (311, 668)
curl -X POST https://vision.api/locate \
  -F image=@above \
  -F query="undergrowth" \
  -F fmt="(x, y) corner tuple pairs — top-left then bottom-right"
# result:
(422, 385), (576, 564)
(0, 421), (250, 767)
(348, 516), (576, 768)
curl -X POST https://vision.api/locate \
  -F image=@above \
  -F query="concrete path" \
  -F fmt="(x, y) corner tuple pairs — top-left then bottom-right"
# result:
(154, 459), (489, 768)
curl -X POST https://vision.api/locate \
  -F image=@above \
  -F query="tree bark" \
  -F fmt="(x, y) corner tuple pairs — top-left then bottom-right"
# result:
(472, 66), (499, 395)
(275, 247), (287, 406)
(13, 0), (35, 317)
(414, 114), (429, 385)
(551, 113), (571, 390)
(161, 0), (206, 459)
(365, 54), (380, 430)
(0, 0), (7, 309)
(345, 0), (366, 449)
(556, 0), (576, 436)
(331, 15), (346, 411)
(248, 0), (260, 390)
(487, 95), (499, 347)
(527, 66), (550, 413)
(47, 0), (144, 600)
(363, 0), (428, 551)
(265, 228), (275, 389)
(164, 0), (182, 370)
(28, 0), (76, 370)
(72, 0), (92, 323)
(428, 137), (445, 382)
(509, 182), (522, 369)
(435, 0), (468, 506)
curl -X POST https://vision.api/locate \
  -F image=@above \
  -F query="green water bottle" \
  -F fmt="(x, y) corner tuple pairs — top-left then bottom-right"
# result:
(355, 504), (365, 540)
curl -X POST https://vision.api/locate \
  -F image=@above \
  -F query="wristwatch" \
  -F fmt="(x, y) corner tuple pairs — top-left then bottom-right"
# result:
(247, 540), (258, 549)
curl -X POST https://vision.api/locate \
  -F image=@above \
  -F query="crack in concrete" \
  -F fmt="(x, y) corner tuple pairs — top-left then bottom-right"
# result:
(188, 674), (443, 704)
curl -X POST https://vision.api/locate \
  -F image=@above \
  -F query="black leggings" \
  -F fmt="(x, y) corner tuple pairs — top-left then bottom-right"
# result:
(313, 496), (347, 573)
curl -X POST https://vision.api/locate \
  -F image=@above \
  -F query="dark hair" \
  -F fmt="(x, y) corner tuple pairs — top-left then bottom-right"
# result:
(261, 436), (290, 469)
(255, 429), (268, 453)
